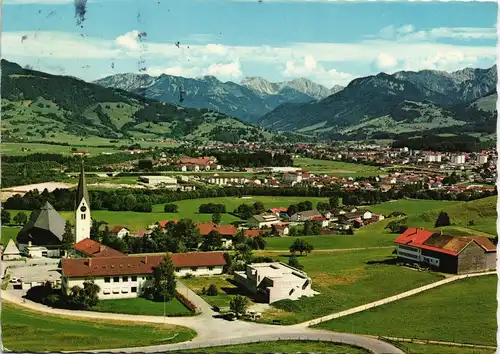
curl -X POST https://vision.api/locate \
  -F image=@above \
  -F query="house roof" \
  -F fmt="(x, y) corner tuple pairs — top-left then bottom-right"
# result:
(110, 226), (129, 233)
(244, 229), (267, 238)
(75, 161), (90, 209)
(269, 208), (288, 213)
(17, 201), (66, 243)
(61, 251), (226, 278)
(3, 239), (20, 255)
(395, 228), (496, 256)
(72, 238), (126, 258)
(198, 222), (237, 236)
(158, 220), (178, 228)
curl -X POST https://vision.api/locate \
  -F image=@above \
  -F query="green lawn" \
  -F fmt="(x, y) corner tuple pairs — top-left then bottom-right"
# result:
(406, 196), (497, 236)
(1, 226), (21, 246)
(256, 248), (443, 324)
(179, 340), (370, 353)
(0, 142), (119, 156)
(293, 157), (382, 177)
(266, 218), (401, 250)
(315, 275), (497, 346)
(1, 301), (196, 352)
(363, 199), (462, 216)
(91, 296), (193, 316)
(182, 275), (255, 309)
(402, 342), (495, 354)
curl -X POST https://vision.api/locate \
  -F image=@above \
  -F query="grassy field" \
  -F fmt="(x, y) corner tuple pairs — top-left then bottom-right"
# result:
(315, 275), (497, 346)
(1, 226), (21, 246)
(293, 157), (383, 176)
(402, 343), (495, 354)
(0, 142), (119, 156)
(1, 301), (196, 352)
(363, 199), (462, 216)
(406, 196), (497, 236)
(265, 218), (399, 250)
(182, 275), (256, 308)
(91, 297), (193, 316)
(179, 340), (370, 353)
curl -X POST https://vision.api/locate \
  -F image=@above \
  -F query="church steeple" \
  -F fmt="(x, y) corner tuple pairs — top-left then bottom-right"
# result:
(75, 161), (90, 210)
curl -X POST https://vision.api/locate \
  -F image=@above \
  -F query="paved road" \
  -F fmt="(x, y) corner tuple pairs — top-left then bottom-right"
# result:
(293, 271), (496, 328)
(2, 291), (403, 354)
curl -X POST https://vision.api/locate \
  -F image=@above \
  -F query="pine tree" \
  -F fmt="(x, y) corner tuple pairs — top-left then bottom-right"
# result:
(61, 221), (74, 256)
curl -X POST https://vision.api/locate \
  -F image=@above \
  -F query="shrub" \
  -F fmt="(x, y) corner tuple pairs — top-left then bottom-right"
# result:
(164, 203), (178, 213)
(206, 284), (218, 296)
(175, 290), (197, 312)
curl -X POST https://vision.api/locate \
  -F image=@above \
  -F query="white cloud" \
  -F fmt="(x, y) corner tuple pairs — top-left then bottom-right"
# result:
(283, 55), (353, 86)
(375, 53), (398, 71)
(373, 25), (497, 42)
(2, 28), (495, 84)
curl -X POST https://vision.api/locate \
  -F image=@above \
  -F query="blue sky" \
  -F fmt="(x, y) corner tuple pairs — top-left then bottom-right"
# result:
(2, 0), (497, 87)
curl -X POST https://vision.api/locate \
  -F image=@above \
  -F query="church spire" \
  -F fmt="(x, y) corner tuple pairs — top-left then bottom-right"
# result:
(75, 160), (90, 209)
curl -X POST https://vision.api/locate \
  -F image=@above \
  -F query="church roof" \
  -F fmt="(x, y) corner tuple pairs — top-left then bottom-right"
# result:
(18, 201), (66, 243)
(75, 161), (90, 209)
(3, 239), (20, 255)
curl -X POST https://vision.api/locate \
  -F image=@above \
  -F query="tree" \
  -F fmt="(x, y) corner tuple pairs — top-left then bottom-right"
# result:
(138, 159), (153, 170)
(164, 203), (178, 213)
(435, 211), (451, 227)
(253, 201), (265, 214)
(329, 197), (339, 208)
(202, 230), (223, 251)
(310, 222), (322, 235)
(13, 212), (28, 225)
(61, 221), (74, 256)
(66, 279), (100, 309)
(212, 212), (222, 225)
(288, 255), (303, 270)
(206, 284), (218, 296)
(1, 209), (11, 225)
(316, 202), (330, 212)
(150, 255), (177, 302)
(287, 204), (298, 217)
(289, 238), (314, 256)
(229, 295), (249, 317)
(90, 218), (108, 241)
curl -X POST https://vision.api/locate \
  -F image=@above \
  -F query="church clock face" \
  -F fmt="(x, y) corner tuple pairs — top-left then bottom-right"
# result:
(80, 206), (87, 212)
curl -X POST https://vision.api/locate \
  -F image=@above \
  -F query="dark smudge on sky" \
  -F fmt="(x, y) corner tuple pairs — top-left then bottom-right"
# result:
(74, 0), (88, 26)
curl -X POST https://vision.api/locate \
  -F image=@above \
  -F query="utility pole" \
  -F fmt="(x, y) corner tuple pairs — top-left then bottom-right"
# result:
(163, 291), (166, 325)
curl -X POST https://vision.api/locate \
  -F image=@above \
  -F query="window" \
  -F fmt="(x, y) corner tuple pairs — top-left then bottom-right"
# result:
(122, 276), (128, 282)
(104, 277), (110, 283)
(113, 277), (119, 282)
(81, 214), (86, 220)
(112, 289), (119, 294)
(103, 289), (110, 294)
(147, 276), (152, 280)
(191, 267), (198, 272)
(208, 266), (214, 271)
(131, 276), (137, 281)
(131, 287), (137, 293)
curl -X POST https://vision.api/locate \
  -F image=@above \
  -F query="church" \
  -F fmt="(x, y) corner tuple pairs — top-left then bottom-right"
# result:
(16, 163), (92, 258)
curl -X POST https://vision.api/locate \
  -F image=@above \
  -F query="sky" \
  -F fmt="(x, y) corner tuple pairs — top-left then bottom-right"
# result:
(2, 0), (498, 88)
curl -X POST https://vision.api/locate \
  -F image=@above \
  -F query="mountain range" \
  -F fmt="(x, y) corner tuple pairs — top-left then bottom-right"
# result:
(257, 66), (497, 138)
(94, 74), (343, 122)
(0, 59), (283, 144)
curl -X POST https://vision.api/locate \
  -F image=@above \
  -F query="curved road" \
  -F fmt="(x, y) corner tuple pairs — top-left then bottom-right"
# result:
(2, 290), (403, 354)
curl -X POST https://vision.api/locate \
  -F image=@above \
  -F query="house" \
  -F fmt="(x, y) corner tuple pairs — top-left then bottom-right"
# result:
(16, 201), (66, 258)
(61, 252), (226, 299)
(271, 223), (290, 236)
(110, 226), (130, 238)
(243, 229), (268, 238)
(310, 216), (329, 228)
(290, 210), (322, 222)
(2, 239), (21, 260)
(268, 208), (288, 217)
(138, 176), (178, 189)
(198, 222), (237, 248)
(233, 262), (317, 304)
(394, 228), (497, 274)
(72, 238), (126, 258)
(247, 213), (281, 229)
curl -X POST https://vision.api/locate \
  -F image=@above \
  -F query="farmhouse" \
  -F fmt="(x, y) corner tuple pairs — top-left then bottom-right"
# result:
(109, 226), (130, 238)
(234, 262), (316, 304)
(72, 238), (126, 258)
(290, 210), (323, 222)
(198, 222), (237, 248)
(247, 213), (281, 229)
(61, 252), (226, 299)
(394, 228), (497, 274)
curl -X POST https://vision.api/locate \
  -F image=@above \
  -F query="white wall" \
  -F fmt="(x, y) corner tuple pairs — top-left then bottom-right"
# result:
(63, 266), (224, 299)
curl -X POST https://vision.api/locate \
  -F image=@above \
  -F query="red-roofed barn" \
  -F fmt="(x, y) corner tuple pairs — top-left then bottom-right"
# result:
(394, 228), (496, 274)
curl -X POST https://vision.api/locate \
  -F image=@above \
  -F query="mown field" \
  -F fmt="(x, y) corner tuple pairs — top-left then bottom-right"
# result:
(91, 297), (193, 316)
(315, 275), (497, 346)
(293, 157), (383, 176)
(1, 301), (196, 352)
(180, 340), (370, 353)
(184, 248), (443, 324)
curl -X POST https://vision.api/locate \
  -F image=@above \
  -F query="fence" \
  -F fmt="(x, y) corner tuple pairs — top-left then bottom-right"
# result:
(307, 271), (496, 326)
